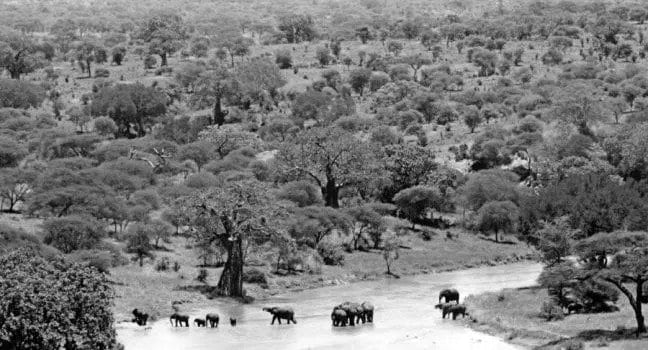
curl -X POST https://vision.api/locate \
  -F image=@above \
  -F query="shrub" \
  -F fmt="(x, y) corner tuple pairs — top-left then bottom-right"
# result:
(540, 300), (565, 321)
(173, 261), (181, 272)
(316, 46), (331, 66)
(242, 268), (268, 285)
(94, 68), (110, 78)
(144, 55), (157, 69)
(317, 242), (345, 266)
(93, 116), (118, 136)
(43, 216), (104, 254)
(275, 49), (293, 69)
(67, 249), (113, 273)
(369, 71), (390, 92)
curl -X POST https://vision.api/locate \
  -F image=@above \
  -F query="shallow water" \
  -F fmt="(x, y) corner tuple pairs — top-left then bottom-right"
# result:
(117, 262), (543, 350)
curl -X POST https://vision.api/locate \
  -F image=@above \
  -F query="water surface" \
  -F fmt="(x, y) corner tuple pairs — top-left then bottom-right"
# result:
(118, 262), (542, 350)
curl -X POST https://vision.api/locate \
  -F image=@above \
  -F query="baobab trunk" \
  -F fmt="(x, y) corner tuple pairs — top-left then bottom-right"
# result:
(160, 52), (168, 66)
(217, 238), (244, 297)
(212, 98), (226, 127)
(322, 177), (339, 208)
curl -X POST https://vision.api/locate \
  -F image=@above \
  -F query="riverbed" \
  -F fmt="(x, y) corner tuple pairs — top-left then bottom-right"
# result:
(117, 262), (543, 350)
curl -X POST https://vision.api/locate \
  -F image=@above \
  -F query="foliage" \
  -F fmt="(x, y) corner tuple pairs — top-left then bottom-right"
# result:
(393, 186), (443, 229)
(0, 249), (118, 350)
(317, 242), (345, 266)
(476, 200), (519, 242)
(0, 79), (45, 109)
(91, 83), (167, 137)
(43, 215), (104, 253)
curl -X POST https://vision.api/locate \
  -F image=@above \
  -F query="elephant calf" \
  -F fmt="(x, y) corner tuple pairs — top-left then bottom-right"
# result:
(170, 313), (190, 327)
(262, 306), (297, 325)
(132, 309), (149, 326)
(331, 308), (348, 327)
(194, 318), (206, 327)
(436, 303), (467, 320)
(205, 313), (219, 328)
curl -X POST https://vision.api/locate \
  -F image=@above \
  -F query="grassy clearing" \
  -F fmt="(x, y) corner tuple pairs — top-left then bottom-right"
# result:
(464, 287), (648, 349)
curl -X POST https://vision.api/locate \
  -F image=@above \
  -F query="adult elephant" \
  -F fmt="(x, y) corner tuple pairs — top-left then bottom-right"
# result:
(170, 313), (190, 327)
(331, 308), (348, 327)
(132, 309), (149, 326)
(357, 302), (374, 324)
(205, 313), (219, 328)
(336, 302), (362, 326)
(262, 306), (297, 325)
(439, 288), (460, 303)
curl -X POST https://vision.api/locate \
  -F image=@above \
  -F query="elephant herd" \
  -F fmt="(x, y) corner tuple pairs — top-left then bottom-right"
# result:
(435, 288), (469, 320)
(331, 301), (374, 327)
(133, 288), (467, 329)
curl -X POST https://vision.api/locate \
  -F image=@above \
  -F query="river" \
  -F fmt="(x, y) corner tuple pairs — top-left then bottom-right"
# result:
(117, 262), (543, 350)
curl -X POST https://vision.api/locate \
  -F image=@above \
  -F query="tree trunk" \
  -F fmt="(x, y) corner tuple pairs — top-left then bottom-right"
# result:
(217, 238), (244, 297)
(322, 176), (340, 208)
(636, 281), (647, 335)
(161, 52), (168, 66)
(86, 60), (92, 78)
(213, 98), (225, 127)
(9, 70), (20, 79)
(495, 229), (499, 243)
(139, 254), (144, 267)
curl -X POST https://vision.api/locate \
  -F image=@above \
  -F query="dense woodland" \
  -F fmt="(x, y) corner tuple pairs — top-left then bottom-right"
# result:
(3, 0), (648, 348)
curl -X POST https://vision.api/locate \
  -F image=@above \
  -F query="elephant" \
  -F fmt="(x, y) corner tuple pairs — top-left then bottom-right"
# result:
(205, 313), (219, 328)
(357, 302), (374, 324)
(331, 308), (348, 327)
(230, 318), (237, 326)
(439, 288), (460, 304)
(436, 303), (467, 319)
(194, 318), (206, 327)
(336, 302), (362, 326)
(262, 306), (297, 325)
(170, 313), (190, 327)
(132, 309), (149, 326)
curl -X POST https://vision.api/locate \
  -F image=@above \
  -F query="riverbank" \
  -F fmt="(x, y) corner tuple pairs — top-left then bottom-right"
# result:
(111, 227), (537, 321)
(463, 287), (648, 350)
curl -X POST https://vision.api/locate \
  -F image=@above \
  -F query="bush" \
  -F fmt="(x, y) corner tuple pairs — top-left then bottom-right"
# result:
(275, 49), (293, 69)
(94, 68), (110, 78)
(173, 261), (181, 272)
(67, 249), (113, 273)
(93, 116), (118, 136)
(316, 46), (331, 66)
(540, 300), (565, 321)
(144, 55), (157, 69)
(43, 216), (104, 254)
(562, 340), (584, 350)
(316, 242), (345, 266)
(242, 268), (268, 285)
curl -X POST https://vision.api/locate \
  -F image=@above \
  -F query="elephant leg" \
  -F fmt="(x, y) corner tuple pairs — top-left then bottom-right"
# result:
(277, 317), (282, 325)
(271, 315), (275, 325)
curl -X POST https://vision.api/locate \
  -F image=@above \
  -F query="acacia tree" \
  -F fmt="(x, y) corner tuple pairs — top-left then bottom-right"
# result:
(191, 67), (237, 126)
(0, 168), (36, 212)
(575, 232), (648, 335)
(551, 82), (606, 136)
(0, 249), (118, 350)
(276, 127), (378, 208)
(75, 39), (102, 78)
(476, 200), (519, 242)
(139, 13), (188, 66)
(183, 180), (287, 297)
(393, 186), (443, 229)
(0, 31), (44, 79)
(91, 83), (167, 137)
